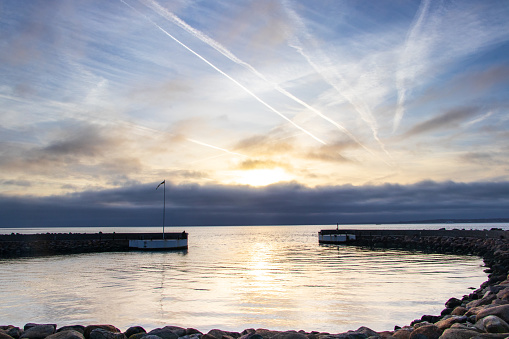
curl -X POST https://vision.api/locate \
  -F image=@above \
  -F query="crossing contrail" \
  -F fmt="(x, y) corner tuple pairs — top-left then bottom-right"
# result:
(141, 0), (372, 152)
(394, 0), (431, 133)
(120, 0), (326, 145)
(281, 0), (391, 158)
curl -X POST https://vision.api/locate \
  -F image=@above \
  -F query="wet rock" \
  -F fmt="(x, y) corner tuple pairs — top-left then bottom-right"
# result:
(124, 327), (145, 338)
(206, 329), (242, 339)
(467, 295), (497, 309)
(84, 326), (120, 339)
(355, 327), (378, 338)
(3, 327), (22, 339)
(254, 329), (282, 338)
(445, 298), (463, 309)
(476, 315), (509, 333)
(272, 331), (308, 339)
(392, 329), (412, 339)
(185, 329), (203, 336)
(46, 330), (85, 339)
(408, 325), (442, 339)
(147, 328), (178, 339)
(58, 327), (85, 335)
(89, 329), (126, 339)
(136, 335), (160, 339)
(127, 333), (147, 339)
(0, 332), (15, 339)
(435, 317), (467, 331)
(476, 305), (509, 323)
(451, 307), (467, 316)
(161, 327), (186, 337)
(20, 324), (56, 339)
(471, 334), (509, 339)
(438, 328), (481, 339)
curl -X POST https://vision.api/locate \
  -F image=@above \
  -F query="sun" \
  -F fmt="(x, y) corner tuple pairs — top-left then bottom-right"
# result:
(233, 168), (291, 187)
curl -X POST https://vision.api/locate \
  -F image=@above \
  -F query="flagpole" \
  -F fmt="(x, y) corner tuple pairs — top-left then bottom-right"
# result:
(163, 180), (165, 240)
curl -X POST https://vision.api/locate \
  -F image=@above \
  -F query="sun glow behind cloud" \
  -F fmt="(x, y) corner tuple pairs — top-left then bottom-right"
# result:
(230, 168), (293, 187)
(0, 0), (508, 202)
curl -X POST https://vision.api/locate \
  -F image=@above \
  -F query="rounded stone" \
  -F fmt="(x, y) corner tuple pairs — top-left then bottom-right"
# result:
(20, 325), (56, 339)
(46, 330), (85, 339)
(408, 325), (442, 339)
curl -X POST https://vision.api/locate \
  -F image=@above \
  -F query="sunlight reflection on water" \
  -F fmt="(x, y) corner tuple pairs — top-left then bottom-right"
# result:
(0, 225), (490, 333)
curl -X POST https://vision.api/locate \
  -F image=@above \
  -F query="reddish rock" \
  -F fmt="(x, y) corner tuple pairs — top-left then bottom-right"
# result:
(409, 325), (442, 339)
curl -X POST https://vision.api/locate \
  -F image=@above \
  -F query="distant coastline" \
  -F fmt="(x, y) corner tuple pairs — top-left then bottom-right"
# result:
(353, 218), (509, 225)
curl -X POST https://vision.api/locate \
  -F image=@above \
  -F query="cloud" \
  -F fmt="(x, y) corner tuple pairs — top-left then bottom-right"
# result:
(401, 106), (482, 138)
(0, 180), (507, 227)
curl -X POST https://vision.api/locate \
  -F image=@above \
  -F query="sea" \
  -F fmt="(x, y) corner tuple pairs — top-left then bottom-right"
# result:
(0, 223), (506, 334)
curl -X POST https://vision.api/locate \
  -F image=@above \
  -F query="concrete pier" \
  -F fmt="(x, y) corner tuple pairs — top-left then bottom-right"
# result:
(0, 232), (188, 257)
(318, 228), (509, 245)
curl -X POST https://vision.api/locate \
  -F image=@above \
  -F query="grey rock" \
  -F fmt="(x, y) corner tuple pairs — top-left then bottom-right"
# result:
(409, 325), (442, 339)
(127, 333), (147, 339)
(186, 329), (203, 336)
(451, 307), (467, 316)
(471, 334), (509, 339)
(5, 327), (22, 339)
(178, 335), (201, 339)
(0, 332), (15, 339)
(446, 298), (463, 309)
(84, 326), (120, 339)
(438, 328), (481, 339)
(467, 295), (497, 309)
(20, 325), (56, 339)
(137, 335), (160, 339)
(147, 329), (177, 339)
(479, 315), (509, 333)
(206, 330), (241, 339)
(435, 316), (468, 330)
(58, 327), (85, 335)
(162, 327), (186, 338)
(89, 329), (126, 339)
(355, 328), (378, 338)
(272, 332), (308, 339)
(46, 330), (85, 339)
(476, 305), (509, 323)
(124, 328), (145, 338)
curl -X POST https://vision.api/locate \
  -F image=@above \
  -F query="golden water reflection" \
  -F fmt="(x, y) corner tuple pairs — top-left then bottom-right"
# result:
(0, 226), (487, 333)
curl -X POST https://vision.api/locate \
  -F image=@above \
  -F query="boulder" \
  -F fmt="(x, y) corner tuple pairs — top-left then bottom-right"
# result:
(20, 324), (56, 339)
(355, 327), (378, 338)
(3, 327), (22, 339)
(272, 331), (308, 339)
(446, 298), (463, 309)
(409, 325), (442, 339)
(0, 332), (15, 339)
(471, 334), (509, 339)
(161, 327), (186, 338)
(84, 326), (120, 339)
(46, 330), (85, 339)
(124, 328), (146, 339)
(496, 288), (509, 301)
(136, 335), (160, 339)
(89, 329), (126, 339)
(127, 333), (147, 339)
(451, 307), (467, 316)
(435, 317), (468, 331)
(205, 330), (241, 339)
(147, 328), (178, 339)
(476, 305), (509, 323)
(438, 328), (481, 339)
(467, 295), (497, 309)
(477, 315), (509, 333)
(254, 329), (281, 338)
(57, 327), (85, 335)
(185, 329), (202, 336)
(393, 329), (412, 339)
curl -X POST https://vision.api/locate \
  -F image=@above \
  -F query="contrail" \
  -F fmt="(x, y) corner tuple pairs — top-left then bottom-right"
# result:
(120, 0), (326, 145)
(141, 0), (371, 151)
(187, 138), (248, 158)
(281, 0), (391, 158)
(394, 0), (431, 133)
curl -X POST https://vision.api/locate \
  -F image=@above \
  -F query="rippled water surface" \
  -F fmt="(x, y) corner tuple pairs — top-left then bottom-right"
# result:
(0, 225), (490, 333)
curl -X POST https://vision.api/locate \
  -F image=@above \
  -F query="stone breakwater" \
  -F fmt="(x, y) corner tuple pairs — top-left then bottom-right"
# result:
(2, 231), (509, 339)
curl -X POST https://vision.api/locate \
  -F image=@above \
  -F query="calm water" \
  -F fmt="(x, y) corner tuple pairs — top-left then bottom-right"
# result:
(0, 224), (499, 333)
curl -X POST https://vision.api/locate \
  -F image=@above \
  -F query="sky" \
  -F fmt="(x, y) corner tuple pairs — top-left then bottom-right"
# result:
(1, 0), (508, 227)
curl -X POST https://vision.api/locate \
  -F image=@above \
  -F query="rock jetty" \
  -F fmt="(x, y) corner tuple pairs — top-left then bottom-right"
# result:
(2, 231), (509, 339)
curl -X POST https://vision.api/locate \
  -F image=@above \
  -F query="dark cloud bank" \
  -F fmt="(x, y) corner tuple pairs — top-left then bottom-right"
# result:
(1, 180), (508, 228)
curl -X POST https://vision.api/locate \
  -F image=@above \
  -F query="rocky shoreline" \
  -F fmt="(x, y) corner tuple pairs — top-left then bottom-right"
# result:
(2, 233), (509, 339)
